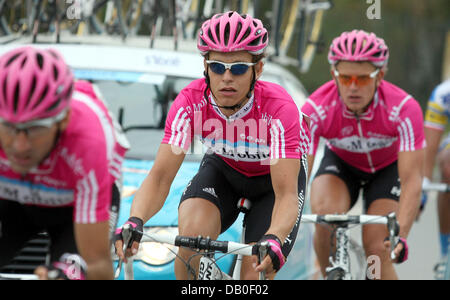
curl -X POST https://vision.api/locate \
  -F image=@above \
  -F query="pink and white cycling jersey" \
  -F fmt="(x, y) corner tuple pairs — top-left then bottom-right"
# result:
(0, 80), (128, 224)
(162, 79), (310, 177)
(302, 80), (425, 173)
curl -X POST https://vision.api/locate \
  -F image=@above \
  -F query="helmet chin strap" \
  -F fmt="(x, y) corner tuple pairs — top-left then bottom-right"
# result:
(203, 68), (256, 111)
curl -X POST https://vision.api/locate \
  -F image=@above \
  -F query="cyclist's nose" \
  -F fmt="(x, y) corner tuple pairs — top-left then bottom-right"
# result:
(222, 69), (234, 81)
(12, 131), (32, 152)
(348, 78), (359, 90)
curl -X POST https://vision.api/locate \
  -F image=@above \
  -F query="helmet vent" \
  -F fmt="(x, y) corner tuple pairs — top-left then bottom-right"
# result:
(36, 53), (44, 70)
(214, 23), (221, 43)
(239, 27), (251, 44)
(5, 53), (21, 67)
(2, 77), (7, 104)
(53, 65), (59, 81)
(46, 96), (61, 113)
(34, 85), (48, 111)
(224, 23), (230, 45)
(20, 56), (28, 68)
(13, 83), (20, 114)
(248, 36), (261, 46)
(234, 22), (242, 43)
(262, 32), (268, 43)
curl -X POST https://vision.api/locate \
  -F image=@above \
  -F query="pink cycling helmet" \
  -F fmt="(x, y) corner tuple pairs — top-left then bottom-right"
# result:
(197, 11), (269, 55)
(328, 30), (389, 67)
(0, 46), (74, 123)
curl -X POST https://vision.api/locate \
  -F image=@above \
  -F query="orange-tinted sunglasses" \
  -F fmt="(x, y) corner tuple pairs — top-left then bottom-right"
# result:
(333, 68), (380, 86)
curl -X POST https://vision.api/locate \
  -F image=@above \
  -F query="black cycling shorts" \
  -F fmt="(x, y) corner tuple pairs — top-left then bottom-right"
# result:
(314, 146), (400, 211)
(180, 153), (308, 259)
(0, 183), (120, 268)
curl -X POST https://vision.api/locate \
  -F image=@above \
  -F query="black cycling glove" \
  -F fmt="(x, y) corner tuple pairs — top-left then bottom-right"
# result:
(114, 216), (144, 250)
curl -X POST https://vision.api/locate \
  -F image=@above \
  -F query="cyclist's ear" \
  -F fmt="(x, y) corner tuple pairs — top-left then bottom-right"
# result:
(255, 60), (264, 80)
(376, 68), (385, 87)
(58, 110), (71, 132)
(330, 66), (337, 80)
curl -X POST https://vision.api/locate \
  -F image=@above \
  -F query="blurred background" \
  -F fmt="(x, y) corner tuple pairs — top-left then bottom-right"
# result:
(0, 0), (449, 280)
(1, 0), (449, 106)
(291, 0), (450, 108)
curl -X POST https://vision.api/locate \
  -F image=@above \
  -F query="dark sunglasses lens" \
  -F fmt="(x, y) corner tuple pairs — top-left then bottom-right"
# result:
(230, 64), (249, 75)
(210, 63), (226, 74)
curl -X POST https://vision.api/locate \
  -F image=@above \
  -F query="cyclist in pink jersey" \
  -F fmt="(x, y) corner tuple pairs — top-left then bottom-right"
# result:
(301, 30), (425, 279)
(115, 11), (310, 279)
(0, 46), (128, 279)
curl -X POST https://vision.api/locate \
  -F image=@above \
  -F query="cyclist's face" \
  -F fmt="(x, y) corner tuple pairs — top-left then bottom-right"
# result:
(0, 115), (69, 175)
(332, 61), (384, 115)
(205, 51), (263, 109)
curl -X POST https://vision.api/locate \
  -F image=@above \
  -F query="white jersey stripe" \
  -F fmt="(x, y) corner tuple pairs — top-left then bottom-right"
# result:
(169, 107), (185, 146)
(88, 170), (99, 223)
(180, 117), (190, 150)
(174, 111), (188, 147)
(400, 121), (410, 151)
(270, 124), (279, 159)
(399, 124), (406, 151)
(82, 176), (91, 224)
(277, 120), (286, 158)
(405, 118), (415, 151)
(75, 181), (83, 223)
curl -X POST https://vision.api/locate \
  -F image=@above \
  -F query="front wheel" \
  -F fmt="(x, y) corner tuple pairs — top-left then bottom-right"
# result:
(326, 267), (346, 280)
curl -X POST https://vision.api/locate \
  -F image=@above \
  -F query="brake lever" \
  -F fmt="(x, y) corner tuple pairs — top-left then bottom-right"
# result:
(387, 212), (400, 260)
(114, 224), (132, 279)
(258, 242), (268, 280)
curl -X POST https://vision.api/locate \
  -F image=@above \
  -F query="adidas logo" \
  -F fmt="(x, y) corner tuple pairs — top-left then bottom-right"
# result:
(202, 187), (218, 198)
(325, 165), (340, 173)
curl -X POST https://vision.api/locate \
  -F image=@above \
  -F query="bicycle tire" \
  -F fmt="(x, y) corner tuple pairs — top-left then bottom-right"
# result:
(279, 0), (300, 56)
(300, 8), (325, 73)
(0, 0), (11, 35)
(326, 267), (345, 280)
(348, 237), (367, 280)
(0, 16), (10, 35)
(271, 0), (285, 57)
(123, 0), (143, 36)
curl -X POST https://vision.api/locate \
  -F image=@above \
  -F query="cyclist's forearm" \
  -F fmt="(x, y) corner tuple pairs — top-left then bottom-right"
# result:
(266, 192), (299, 242)
(130, 171), (172, 222)
(398, 176), (422, 237)
(424, 127), (443, 179)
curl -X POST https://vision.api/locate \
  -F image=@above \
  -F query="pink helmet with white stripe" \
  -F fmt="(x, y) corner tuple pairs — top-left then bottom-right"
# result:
(197, 11), (269, 55)
(328, 30), (389, 67)
(0, 46), (74, 123)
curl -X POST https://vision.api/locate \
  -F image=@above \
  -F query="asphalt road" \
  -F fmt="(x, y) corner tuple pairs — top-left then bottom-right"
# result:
(345, 191), (440, 280)
(396, 191), (441, 280)
(310, 141), (442, 280)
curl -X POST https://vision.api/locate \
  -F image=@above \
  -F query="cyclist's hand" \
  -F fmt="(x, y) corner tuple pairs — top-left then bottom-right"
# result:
(384, 237), (409, 264)
(253, 234), (286, 275)
(114, 217), (144, 263)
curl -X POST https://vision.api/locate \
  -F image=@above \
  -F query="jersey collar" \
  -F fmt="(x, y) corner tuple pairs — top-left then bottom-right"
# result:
(209, 92), (255, 121)
(342, 91), (379, 121)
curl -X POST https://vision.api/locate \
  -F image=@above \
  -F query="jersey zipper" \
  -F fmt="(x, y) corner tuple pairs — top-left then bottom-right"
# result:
(355, 114), (376, 173)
